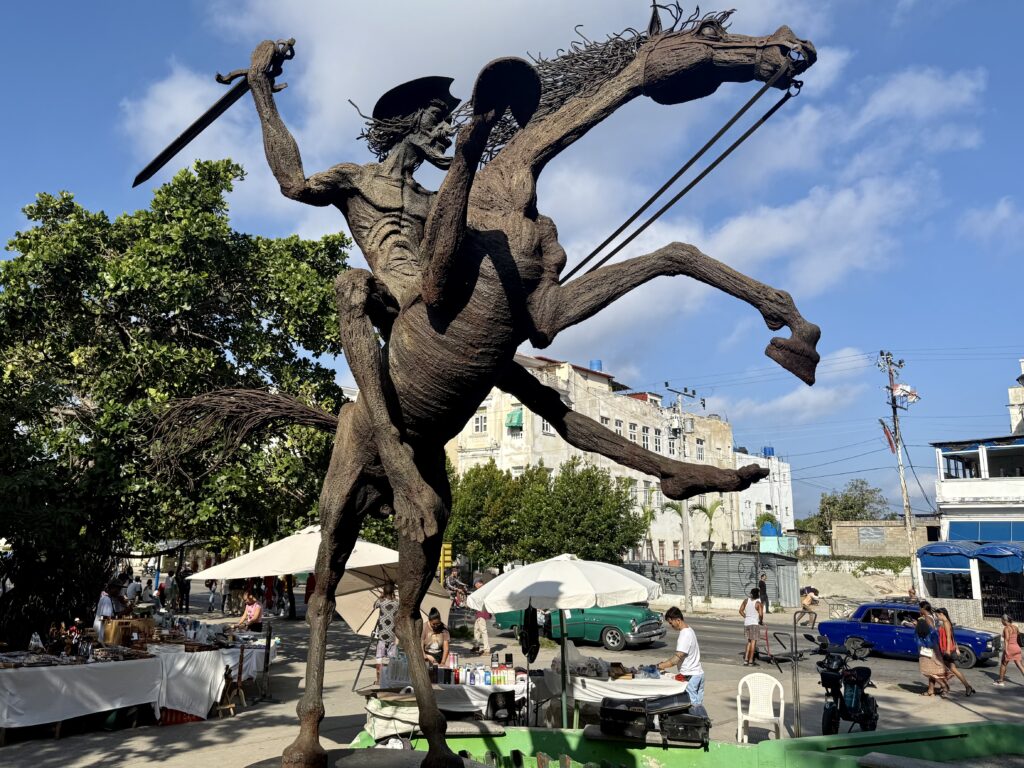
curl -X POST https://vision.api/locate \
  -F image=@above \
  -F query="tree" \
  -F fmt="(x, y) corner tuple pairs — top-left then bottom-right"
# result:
(445, 458), (647, 567)
(688, 497), (724, 603)
(0, 160), (350, 645)
(755, 511), (781, 534)
(803, 478), (890, 544)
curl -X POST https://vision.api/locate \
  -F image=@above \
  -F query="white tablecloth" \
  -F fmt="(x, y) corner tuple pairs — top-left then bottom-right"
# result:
(151, 645), (278, 718)
(542, 670), (688, 704)
(0, 658), (162, 728)
(434, 681), (529, 713)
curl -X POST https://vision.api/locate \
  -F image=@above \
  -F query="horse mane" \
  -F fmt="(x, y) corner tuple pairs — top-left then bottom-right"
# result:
(352, 6), (736, 162)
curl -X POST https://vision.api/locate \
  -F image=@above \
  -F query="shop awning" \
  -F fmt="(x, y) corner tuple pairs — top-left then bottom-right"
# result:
(975, 542), (1024, 575)
(505, 408), (524, 428)
(917, 541), (978, 572)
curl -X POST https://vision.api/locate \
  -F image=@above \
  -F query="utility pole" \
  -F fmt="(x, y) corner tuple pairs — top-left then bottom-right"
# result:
(877, 351), (919, 595)
(666, 383), (697, 612)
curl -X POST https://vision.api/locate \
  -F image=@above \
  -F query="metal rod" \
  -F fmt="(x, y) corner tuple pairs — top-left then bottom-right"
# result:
(559, 609), (569, 729)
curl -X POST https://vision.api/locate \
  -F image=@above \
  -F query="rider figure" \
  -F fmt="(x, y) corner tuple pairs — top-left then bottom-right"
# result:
(443, 567), (469, 608)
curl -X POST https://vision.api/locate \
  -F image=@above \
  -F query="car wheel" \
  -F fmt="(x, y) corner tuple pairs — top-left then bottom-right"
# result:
(821, 703), (840, 735)
(601, 627), (626, 652)
(956, 644), (977, 669)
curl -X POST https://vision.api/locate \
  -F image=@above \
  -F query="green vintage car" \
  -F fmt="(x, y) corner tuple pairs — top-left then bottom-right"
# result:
(493, 604), (665, 652)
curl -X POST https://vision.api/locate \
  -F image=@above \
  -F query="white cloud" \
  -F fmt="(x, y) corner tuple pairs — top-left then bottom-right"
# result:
(849, 67), (986, 137)
(959, 197), (1024, 254)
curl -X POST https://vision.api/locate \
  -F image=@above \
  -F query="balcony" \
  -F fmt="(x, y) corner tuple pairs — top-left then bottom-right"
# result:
(936, 476), (1024, 506)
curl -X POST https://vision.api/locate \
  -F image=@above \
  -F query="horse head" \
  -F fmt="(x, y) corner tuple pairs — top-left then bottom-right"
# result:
(642, 12), (816, 105)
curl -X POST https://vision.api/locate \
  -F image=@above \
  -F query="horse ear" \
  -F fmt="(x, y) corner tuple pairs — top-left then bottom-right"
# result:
(473, 57), (541, 128)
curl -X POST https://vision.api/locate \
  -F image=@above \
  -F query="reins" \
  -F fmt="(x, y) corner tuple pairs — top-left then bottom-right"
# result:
(559, 52), (804, 284)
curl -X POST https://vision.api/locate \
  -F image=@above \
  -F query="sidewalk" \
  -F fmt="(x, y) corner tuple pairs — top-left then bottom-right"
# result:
(3, 615), (1024, 768)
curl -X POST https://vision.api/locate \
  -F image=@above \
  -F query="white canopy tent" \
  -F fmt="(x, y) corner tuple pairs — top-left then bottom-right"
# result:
(467, 553), (662, 728)
(187, 526), (396, 580)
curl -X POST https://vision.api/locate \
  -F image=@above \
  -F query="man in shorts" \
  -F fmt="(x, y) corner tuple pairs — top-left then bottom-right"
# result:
(740, 588), (764, 666)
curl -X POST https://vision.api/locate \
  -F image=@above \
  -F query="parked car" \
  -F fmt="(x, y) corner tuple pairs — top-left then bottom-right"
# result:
(493, 604), (665, 652)
(817, 600), (1000, 668)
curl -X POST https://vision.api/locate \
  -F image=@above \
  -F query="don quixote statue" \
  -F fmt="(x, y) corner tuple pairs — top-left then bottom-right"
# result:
(147, 6), (820, 767)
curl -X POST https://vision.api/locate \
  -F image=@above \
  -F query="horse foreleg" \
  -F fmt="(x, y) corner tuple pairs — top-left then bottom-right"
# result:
(532, 242), (821, 385)
(335, 269), (442, 543)
(497, 362), (767, 498)
(393, 449), (461, 768)
(421, 58), (539, 309)
(282, 406), (379, 768)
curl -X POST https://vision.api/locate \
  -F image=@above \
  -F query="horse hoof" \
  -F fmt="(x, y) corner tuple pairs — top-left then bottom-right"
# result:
(473, 57), (541, 127)
(765, 328), (820, 385)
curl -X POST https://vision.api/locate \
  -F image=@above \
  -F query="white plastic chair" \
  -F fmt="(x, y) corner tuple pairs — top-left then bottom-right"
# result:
(736, 672), (785, 743)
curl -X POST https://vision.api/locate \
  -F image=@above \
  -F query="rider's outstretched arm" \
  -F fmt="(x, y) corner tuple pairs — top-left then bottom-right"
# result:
(247, 40), (355, 206)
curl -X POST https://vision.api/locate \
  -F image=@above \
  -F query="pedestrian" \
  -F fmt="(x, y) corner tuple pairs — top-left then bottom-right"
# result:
(176, 566), (191, 613)
(916, 616), (950, 697)
(92, 581), (122, 639)
(995, 613), (1024, 686)
(933, 606), (975, 696)
(126, 575), (143, 604)
(142, 578), (154, 604)
(657, 607), (705, 706)
(908, 585), (917, 601)
(165, 571), (179, 614)
(373, 581), (400, 684)
(740, 588), (764, 666)
(800, 588), (819, 628)
(219, 579), (229, 613)
(444, 567), (468, 608)
(471, 579), (491, 656)
(757, 571), (770, 611)
(206, 579), (218, 613)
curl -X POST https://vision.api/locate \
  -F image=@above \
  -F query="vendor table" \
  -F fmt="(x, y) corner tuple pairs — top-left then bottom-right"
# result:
(541, 670), (688, 728)
(434, 681), (529, 713)
(0, 657), (162, 731)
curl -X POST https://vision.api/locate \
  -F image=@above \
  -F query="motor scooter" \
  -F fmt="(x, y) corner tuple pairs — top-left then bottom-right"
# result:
(806, 634), (878, 734)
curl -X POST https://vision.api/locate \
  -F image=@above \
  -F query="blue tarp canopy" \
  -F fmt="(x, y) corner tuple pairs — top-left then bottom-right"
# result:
(975, 542), (1024, 574)
(917, 541), (1024, 575)
(917, 541), (979, 572)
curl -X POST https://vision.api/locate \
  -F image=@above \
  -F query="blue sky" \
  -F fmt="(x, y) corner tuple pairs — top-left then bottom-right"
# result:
(4, 1), (1022, 520)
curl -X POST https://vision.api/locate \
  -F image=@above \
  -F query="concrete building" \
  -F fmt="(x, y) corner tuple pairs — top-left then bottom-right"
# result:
(831, 518), (939, 558)
(733, 448), (794, 542)
(446, 353), (788, 563)
(917, 359), (1024, 622)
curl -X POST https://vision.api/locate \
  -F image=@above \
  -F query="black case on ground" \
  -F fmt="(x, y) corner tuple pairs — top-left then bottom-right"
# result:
(599, 693), (711, 750)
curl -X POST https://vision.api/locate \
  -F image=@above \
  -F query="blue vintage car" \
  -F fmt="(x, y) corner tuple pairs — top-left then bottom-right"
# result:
(816, 600), (1000, 668)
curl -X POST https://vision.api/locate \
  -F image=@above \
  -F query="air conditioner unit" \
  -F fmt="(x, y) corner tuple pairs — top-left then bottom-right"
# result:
(682, 418), (695, 434)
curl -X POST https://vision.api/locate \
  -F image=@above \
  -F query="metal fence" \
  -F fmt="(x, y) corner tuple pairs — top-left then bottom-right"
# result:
(626, 551), (800, 607)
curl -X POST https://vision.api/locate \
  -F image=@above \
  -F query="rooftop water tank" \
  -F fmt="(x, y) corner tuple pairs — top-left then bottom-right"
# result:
(588, 359), (603, 372)
(761, 446), (775, 457)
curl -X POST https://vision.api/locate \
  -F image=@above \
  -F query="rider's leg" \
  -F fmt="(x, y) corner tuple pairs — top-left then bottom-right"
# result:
(497, 362), (768, 498)
(392, 447), (461, 768)
(421, 58), (539, 309)
(531, 241), (820, 385)
(282, 404), (380, 768)
(335, 269), (443, 541)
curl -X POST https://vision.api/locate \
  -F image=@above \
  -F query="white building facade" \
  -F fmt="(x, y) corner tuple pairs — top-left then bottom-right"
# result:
(733, 449), (795, 537)
(446, 354), (791, 562)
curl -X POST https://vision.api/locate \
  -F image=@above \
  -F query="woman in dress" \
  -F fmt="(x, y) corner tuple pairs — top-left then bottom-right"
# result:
(373, 581), (400, 684)
(935, 607), (975, 696)
(916, 617), (950, 697)
(995, 613), (1024, 686)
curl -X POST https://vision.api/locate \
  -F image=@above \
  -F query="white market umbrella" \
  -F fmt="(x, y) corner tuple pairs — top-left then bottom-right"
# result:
(188, 526), (397, 580)
(335, 567), (450, 637)
(467, 553), (661, 728)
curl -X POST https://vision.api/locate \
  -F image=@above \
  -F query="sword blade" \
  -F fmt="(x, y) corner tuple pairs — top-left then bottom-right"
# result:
(132, 79), (251, 188)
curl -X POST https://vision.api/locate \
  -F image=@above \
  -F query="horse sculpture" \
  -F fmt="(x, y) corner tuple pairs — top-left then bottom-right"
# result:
(163, 8), (820, 767)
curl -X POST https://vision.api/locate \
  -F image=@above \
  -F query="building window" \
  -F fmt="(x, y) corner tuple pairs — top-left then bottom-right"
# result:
(641, 426), (650, 450)
(614, 419), (623, 436)
(658, 540), (666, 564)
(682, 436), (689, 458)
(541, 418), (554, 435)
(600, 415), (610, 426)
(628, 423), (637, 442)
(696, 438), (705, 461)
(509, 427), (522, 440)
(631, 479), (639, 503)
(643, 480), (652, 505)
(672, 541), (680, 561)
(668, 439), (676, 457)
(473, 412), (488, 433)
(654, 485), (662, 507)
(654, 429), (662, 453)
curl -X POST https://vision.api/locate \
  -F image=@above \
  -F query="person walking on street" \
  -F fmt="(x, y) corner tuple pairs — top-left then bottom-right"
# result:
(471, 579), (491, 656)
(800, 588), (819, 628)
(219, 579), (229, 613)
(996, 613), (1024, 686)
(165, 571), (179, 615)
(758, 571), (770, 611)
(929, 604), (975, 696)
(373, 581), (400, 684)
(740, 588), (764, 666)
(657, 607), (705, 706)
(916, 616), (950, 697)
(206, 579), (218, 613)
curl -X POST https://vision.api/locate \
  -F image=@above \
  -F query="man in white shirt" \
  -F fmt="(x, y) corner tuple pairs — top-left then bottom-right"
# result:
(125, 576), (143, 602)
(657, 607), (705, 706)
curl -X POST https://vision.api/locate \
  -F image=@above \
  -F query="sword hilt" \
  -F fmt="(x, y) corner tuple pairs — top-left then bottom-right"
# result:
(217, 38), (296, 92)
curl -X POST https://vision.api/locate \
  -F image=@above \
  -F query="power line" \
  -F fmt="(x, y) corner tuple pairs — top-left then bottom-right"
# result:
(781, 438), (881, 458)
(792, 466), (895, 480)
(791, 448), (888, 472)
(905, 450), (938, 513)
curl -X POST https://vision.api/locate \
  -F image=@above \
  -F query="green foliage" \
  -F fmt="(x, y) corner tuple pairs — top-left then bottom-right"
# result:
(445, 458), (646, 568)
(802, 479), (891, 544)
(852, 556), (911, 577)
(755, 511), (780, 532)
(0, 160), (350, 645)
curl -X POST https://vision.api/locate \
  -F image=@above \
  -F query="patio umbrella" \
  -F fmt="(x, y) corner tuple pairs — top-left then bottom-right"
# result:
(467, 553), (662, 728)
(334, 566), (450, 636)
(188, 526), (398, 580)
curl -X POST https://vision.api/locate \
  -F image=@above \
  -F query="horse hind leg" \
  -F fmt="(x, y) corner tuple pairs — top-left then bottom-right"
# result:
(533, 241), (821, 385)
(281, 406), (381, 768)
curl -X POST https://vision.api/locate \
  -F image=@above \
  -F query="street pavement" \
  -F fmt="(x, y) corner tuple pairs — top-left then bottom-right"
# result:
(2, 595), (1024, 768)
